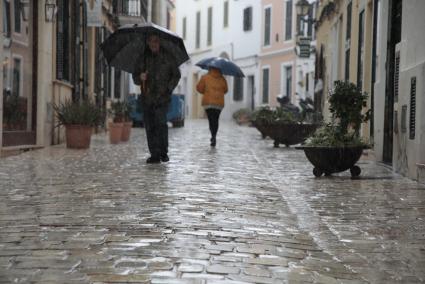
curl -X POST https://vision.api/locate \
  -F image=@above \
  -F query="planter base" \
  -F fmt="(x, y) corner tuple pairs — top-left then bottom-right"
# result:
(296, 146), (365, 178)
(262, 123), (318, 147)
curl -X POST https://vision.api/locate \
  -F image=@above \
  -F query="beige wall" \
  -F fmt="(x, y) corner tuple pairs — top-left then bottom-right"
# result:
(36, 2), (57, 147)
(315, 0), (374, 142)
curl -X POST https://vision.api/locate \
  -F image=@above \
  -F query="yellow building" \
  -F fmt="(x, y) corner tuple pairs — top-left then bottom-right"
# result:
(315, 0), (374, 142)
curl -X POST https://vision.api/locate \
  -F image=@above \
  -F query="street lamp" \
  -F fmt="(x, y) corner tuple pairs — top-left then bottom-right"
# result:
(296, 0), (311, 17)
(20, 0), (30, 22)
(45, 0), (57, 22)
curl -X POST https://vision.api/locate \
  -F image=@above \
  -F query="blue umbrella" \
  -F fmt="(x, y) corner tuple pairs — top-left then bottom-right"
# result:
(196, 57), (245, 77)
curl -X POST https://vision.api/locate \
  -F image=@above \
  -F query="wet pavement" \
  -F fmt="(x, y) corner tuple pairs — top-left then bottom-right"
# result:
(0, 120), (424, 284)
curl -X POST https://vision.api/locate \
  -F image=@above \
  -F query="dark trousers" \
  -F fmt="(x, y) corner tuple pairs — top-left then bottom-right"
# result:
(143, 104), (168, 157)
(205, 108), (222, 138)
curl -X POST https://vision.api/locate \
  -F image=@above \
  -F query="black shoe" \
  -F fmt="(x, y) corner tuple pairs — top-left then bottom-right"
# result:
(160, 154), (169, 162)
(210, 137), (216, 147)
(146, 156), (160, 164)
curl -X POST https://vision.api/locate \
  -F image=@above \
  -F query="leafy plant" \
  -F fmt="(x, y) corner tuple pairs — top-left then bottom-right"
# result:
(232, 108), (252, 123)
(306, 80), (370, 146)
(54, 99), (104, 127)
(109, 100), (131, 122)
(329, 80), (370, 135)
(251, 106), (300, 124)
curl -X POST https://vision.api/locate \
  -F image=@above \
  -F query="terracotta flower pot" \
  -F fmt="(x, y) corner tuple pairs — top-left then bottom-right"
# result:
(65, 125), (93, 149)
(109, 122), (123, 144)
(121, 121), (133, 142)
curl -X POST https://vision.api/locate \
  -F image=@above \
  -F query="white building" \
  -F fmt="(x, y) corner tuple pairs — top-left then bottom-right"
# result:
(374, 0), (425, 182)
(175, 0), (262, 120)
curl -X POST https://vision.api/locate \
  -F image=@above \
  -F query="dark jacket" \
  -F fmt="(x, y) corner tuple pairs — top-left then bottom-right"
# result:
(132, 48), (181, 107)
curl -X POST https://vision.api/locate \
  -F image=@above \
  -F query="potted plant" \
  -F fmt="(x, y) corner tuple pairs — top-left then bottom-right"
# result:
(120, 100), (133, 142)
(251, 103), (319, 147)
(109, 101), (124, 144)
(296, 80), (371, 178)
(54, 99), (104, 149)
(232, 108), (253, 125)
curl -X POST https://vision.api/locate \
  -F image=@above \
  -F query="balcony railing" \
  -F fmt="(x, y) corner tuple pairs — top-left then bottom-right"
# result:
(113, 0), (147, 19)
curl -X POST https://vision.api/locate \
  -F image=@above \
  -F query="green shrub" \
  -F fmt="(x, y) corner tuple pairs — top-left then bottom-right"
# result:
(307, 80), (371, 146)
(110, 100), (131, 122)
(54, 99), (104, 127)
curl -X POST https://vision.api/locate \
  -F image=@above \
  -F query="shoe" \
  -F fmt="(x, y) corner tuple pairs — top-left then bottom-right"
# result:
(146, 156), (160, 164)
(210, 137), (216, 147)
(160, 154), (169, 162)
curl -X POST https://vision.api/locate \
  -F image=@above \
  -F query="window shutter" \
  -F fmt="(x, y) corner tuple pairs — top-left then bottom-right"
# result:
(56, 0), (64, 80)
(409, 77), (416, 140)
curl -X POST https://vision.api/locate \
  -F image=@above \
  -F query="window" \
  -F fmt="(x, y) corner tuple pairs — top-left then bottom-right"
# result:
(283, 65), (292, 97)
(207, 7), (212, 46)
(243, 7), (252, 31)
(56, 0), (71, 81)
(233, 77), (244, 101)
(264, 7), (271, 46)
(346, 2), (352, 40)
(13, 0), (21, 33)
(3, 0), (11, 38)
(182, 17), (186, 40)
(357, 10), (365, 89)
(223, 1), (229, 28)
(262, 68), (269, 103)
(345, 49), (350, 81)
(196, 11), (200, 49)
(285, 0), (292, 40)
(12, 58), (21, 97)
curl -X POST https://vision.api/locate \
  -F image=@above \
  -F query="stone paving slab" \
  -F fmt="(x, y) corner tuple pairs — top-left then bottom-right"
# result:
(0, 120), (424, 283)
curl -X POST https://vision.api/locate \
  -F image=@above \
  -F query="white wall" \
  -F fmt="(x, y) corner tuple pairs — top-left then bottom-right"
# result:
(373, 0), (389, 162)
(175, 0), (261, 119)
(375, 0), (425, 182)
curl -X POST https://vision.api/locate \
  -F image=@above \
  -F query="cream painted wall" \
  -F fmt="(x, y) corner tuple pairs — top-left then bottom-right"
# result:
(36, 4), (55, 147)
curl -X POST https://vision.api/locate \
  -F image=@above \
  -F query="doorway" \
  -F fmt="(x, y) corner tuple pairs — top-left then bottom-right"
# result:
(383, 0), (402, 164)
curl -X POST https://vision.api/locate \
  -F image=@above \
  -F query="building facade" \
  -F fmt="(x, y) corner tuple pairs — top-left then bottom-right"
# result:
(374, 0), (425, 182)
(0, 0), (156, 156)
(315, 0), (374, 141)
(315, 0), (425, 182)
(175, 0), (262, 120)
(259, 0), (316, 110)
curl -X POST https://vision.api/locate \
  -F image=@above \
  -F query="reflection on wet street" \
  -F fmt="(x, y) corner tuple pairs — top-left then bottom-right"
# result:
(0, 120), (424, 283)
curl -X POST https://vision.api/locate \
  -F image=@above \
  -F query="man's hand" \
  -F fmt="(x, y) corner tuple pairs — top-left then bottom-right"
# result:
(140, 72), (148, 81)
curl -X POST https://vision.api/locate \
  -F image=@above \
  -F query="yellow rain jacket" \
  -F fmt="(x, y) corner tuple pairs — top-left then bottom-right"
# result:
(196, 68), (228, 108)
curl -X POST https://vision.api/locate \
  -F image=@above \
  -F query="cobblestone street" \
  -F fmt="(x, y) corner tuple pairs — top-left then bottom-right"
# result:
(1, 120), (424, 283)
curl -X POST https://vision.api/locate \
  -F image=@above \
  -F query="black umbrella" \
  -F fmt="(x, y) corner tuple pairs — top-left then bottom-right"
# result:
(100, 22), (189, 74)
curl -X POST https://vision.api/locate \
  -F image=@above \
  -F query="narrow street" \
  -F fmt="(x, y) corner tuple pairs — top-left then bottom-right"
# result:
(0, 120), (424, 284)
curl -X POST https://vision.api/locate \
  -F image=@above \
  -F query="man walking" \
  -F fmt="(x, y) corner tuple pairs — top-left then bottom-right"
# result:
(133, 34), (181, 164)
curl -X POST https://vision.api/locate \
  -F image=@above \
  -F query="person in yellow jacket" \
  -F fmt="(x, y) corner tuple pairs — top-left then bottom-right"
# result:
(196, 67), (228, 147)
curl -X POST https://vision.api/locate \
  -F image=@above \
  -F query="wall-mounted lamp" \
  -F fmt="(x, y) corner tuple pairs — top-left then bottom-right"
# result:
(45, 0), (57, 22)
(20, 0), (30, 22)
(296, 0), (311, 17)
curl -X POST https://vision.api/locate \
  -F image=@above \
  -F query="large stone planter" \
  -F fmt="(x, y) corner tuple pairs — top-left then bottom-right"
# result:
(65, 125), (93, 149)
(262, 123), (318, 147)
(296, 145), (366, 178)
(251, 120), (268, 139)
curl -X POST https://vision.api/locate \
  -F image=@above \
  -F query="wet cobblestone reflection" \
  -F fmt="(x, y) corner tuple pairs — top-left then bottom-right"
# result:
(0, 120), (424, 283)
